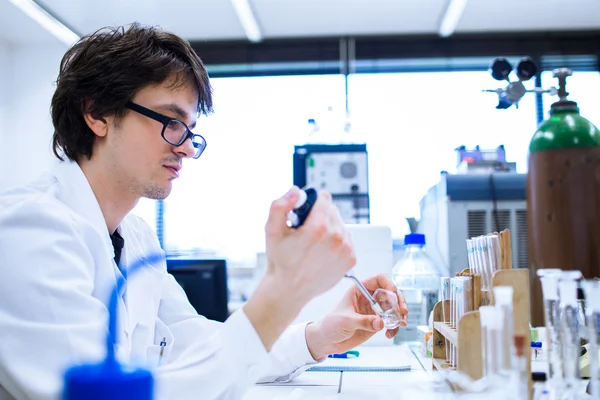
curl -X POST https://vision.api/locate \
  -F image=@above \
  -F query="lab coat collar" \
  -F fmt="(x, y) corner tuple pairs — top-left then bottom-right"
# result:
(52, 160), (114, 260)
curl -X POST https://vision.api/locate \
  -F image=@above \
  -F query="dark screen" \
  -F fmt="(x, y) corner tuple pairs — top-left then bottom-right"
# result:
(166, 258), (229, 322)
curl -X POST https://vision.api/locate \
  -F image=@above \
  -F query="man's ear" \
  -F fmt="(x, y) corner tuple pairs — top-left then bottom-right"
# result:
(82, 100), (108, 138)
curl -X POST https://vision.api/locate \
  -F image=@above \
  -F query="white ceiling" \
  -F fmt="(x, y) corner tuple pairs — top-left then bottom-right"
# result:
(0, 0), (65, 45)
(1, 0), (600, 45)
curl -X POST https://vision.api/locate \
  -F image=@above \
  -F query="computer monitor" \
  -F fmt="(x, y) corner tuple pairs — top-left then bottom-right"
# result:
(166, 258), (229, 322)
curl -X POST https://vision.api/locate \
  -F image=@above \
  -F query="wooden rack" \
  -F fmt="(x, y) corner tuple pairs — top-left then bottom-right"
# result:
(431, 229), (532, 398)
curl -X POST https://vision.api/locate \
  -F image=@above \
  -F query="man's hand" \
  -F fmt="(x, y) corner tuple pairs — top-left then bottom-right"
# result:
(305, 274), (408, 360)
(244, 186), (357, 352)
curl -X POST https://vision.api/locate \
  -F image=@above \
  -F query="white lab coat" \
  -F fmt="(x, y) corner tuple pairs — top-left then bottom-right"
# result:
(0, 161), (318, 400)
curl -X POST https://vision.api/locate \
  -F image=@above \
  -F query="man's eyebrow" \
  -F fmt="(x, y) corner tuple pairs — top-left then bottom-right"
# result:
(155, 103), (197, 129)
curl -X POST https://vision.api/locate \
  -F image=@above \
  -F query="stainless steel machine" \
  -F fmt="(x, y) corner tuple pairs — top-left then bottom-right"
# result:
(416, 172), (527, 277)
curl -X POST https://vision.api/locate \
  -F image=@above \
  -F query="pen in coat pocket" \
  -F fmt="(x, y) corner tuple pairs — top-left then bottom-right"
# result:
(159, 337), (167, 364)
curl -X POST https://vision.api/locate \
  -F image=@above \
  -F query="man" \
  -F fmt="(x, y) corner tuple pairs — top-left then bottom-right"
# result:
(0, 23), (407, 399)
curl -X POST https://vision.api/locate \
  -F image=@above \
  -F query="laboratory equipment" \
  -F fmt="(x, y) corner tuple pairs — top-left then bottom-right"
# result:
(293, 143), (369, 224)
(286, 187), (318, 228)
(286, 187), (395, 325)
(578, 287), (588, 343)
(63, 254), (166, 400)
(454, 276), (473, 368)
(558, 270), (583, 398)
(537, 269), (563, 386)
(344, 274), (385, 317)
(527, 68), (600, 327)
(372, 288), (402, 329)
(582, 280), (600, 399)
(440, 277), (451, 363)
(392, 233), (442, 342)
(294, 224), (394, 346)
(494, 286), (514, 376)
(483, 57), (555, 109)
(531, 342), (544, 361)
(455, 145), (517, 174)
(512, 334), (529, 400)
(450, 277), (457, 367)
(166, 258), (229, 322)
(480, 305), (491, 378)
(417, 172), (527, 278)
(480, 305), (502, 382)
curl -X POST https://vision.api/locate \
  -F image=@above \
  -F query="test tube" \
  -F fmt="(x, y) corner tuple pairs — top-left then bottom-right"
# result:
(455, 280), (463, 368)
(487, 234), (501, 276)
(475, 237), (491, 305)
(480, 305), (502, 385)
(440, 277), (451, 363)
(457, 276), (473, 314)
(480, 237), (490, 285)
(558, 270), (582, 397)
(513, 334), (529, 400)
(582, 280), (600, 399)
(450, 277), (457, 367)
(493, 286), (514, 376)
(480, 305), (490, 378)
(537, 268), (563, 385)
(466, 239), (475, 275)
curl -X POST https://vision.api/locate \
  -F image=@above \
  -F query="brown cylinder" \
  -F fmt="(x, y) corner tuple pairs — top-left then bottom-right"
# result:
(527, 147), (600, 326)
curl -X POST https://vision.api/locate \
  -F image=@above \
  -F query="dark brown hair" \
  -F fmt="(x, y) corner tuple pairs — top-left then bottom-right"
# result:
(51, 23), (213, 161)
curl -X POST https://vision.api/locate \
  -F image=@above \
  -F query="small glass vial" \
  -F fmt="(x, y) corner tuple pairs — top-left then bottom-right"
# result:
(531, 342), (544, 361)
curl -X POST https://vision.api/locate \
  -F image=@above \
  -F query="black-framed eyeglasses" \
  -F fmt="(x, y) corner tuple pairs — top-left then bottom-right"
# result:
(125, 101), (207, 159)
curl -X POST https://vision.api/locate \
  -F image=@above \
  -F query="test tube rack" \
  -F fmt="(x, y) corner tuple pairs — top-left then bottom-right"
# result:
(431, 241), (532, 397)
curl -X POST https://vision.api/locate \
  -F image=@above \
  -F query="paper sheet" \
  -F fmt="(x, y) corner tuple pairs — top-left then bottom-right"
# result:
(315, 345), (421, 371)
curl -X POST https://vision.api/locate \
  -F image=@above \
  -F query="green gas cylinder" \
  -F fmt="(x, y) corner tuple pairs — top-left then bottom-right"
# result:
(527, 68), (600, 326)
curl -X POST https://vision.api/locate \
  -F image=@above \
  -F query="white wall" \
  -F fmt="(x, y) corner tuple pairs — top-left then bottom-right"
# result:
(0, 43), (66, 191)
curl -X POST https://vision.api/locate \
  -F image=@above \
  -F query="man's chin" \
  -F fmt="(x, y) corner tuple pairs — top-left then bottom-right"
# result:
(143, 184), (172, 200)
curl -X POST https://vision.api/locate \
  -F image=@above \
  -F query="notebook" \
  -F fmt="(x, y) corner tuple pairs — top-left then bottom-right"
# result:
(308, 365), (411, 372)
(307, 346), (414, 373)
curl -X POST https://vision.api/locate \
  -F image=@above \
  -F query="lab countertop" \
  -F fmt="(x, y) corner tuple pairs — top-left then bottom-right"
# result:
(242, 344), (592, 400)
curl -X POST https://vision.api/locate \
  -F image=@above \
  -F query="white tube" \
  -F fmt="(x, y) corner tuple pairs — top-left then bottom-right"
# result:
(466, 239), (473, 275)
(450, 277), (457, 367)
(456, 276), (473, 314)
(493, 286), (514, 376)
(537, 268), (563, 386)
(480, 237), (490, 289)
(480, 305), (502, 381)
(486, 234), (501, 275)
(480, 305), (490, 378)
(582, 280), (600, 399)
(559, 271), (582, 396)
(440, 277), (451, 363)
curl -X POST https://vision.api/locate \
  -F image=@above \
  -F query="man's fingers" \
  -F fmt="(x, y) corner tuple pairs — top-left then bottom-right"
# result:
(361, 274), (407, 314)
(264, 186), (300, 237)
(302, 190), (332, 232)
(386, 327), (400, 339)
(361, 274), (397, 293)
(354, 314), (384, 332)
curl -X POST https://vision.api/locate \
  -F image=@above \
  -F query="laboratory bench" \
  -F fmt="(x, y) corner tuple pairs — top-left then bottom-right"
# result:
(242, 343), (592, 400)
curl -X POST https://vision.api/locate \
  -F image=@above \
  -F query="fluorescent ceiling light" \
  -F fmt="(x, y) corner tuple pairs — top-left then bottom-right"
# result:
(439, 0), (468, 38)
(231, 0), (263, 43)
(8, 0), (80, 46)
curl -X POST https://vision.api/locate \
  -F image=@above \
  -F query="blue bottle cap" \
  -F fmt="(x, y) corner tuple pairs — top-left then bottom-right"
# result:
(62, 254), (164, 400)
(404, 233), (426, 246)
(63, 360), (153, 400)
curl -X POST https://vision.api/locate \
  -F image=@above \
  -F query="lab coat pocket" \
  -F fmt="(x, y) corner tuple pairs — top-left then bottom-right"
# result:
(147, 318), (174, 367)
